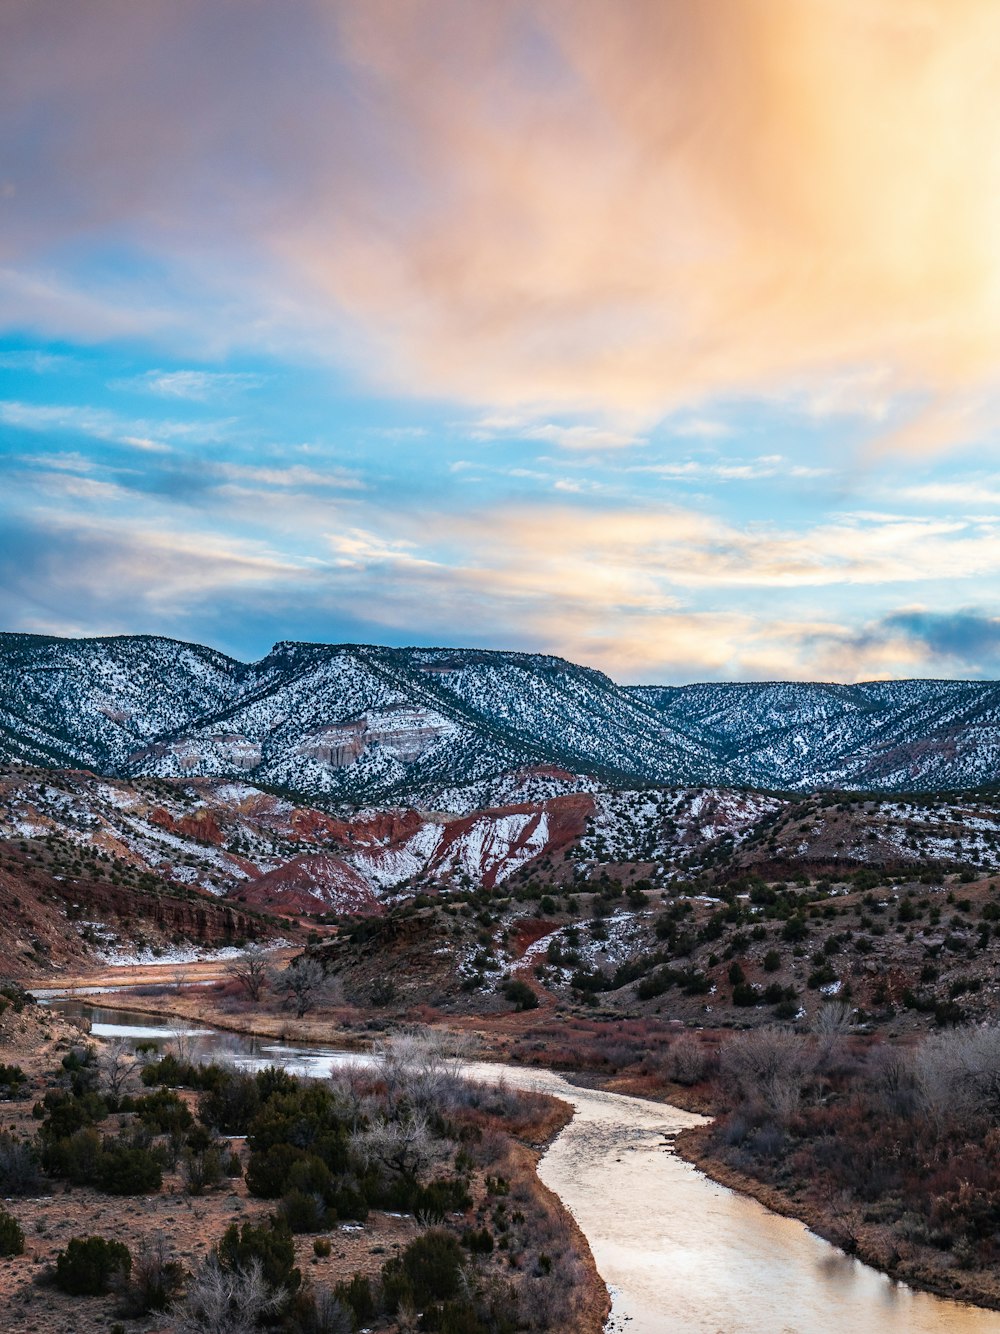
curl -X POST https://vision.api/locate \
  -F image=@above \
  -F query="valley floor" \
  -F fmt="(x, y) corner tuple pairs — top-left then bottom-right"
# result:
(9, 976), (609, 1334)
(44, 961), (1000, 1322)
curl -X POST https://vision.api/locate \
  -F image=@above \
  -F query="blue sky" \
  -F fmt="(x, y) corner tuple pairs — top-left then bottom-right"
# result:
(3, 2), (1000, 684)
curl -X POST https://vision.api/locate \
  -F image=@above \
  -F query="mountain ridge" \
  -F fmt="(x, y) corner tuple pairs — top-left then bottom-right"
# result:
(3, 630), (1000, 801)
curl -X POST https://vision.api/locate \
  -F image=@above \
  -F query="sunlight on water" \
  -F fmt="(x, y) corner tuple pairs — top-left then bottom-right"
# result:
(52, 1002), (1000, 1334)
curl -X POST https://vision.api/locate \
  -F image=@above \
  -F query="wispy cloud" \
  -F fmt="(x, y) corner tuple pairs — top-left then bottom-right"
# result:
(467, 415), (645, 451)
(0, 350), (70, 374)
(0, 399), (235, 452)
(630, 455), (830, 484)
(115, 370), (266, 401)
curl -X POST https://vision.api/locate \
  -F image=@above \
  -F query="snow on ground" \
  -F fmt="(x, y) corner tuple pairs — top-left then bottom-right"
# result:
(98, 942), (247, 967)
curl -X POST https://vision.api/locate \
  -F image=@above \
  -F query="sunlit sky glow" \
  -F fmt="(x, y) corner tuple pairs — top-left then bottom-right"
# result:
(5, 0), (1000, 682)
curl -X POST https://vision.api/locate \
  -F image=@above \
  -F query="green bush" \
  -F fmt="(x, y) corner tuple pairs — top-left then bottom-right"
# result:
(333, 1273), (376, 1325)
(461, 1226), (494, 1255)
(502, 979), (539, 1011)
(382, 1230), (465, 1312)
(246, 1086), (351, 1175)
(246, 1143), (322, 1199)
(97, 1146), (163, 1196)
(135, 1088), (193, 1135)
(280, 1188), (328, 1233)
(54, 1236), (131, 1296)
(198, 1070), (261, 1134)
(0, 1208), (24, 1256)
(413, 1177), (473, 1225)
(0, 1064), (26, 1100)
(217, 1219), (300, 1294)
(40, 1126), (104, 1184)
(39, 1089), (108, 1138)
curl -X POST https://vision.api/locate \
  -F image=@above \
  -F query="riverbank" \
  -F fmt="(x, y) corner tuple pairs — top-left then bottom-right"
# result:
(674, 1123), (1000, 1316)
(38, 982), (609, 1334)
(35, 968), (1000, 1324)
(1, 996), (610, 1334)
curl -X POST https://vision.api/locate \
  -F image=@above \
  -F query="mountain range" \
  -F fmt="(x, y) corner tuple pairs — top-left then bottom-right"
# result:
(3, 632), (1000, 804)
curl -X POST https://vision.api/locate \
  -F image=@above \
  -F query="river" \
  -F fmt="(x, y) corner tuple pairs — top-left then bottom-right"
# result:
(45, 998), (1000, 1334)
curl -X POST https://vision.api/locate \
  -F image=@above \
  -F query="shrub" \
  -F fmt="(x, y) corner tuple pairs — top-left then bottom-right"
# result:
(246, 1144), (321, 1200)
(667, 1033), (706, 1086)
(333, 1273), (376, 1326)
(462, 1226), (494, 1254)
(0, 1064), (26, 1100)
(382, 1229), (465, 1312)
(313, 1237), (332, 1258)
(0, 1208), (24, 1256)
(0, 1134), (43, 1195)
(97, 1146), (162, 1195)
(502, 979), (539, 1012)
(115, 1234), (183, 1316)
(199, 1070), (261, 1134)
(413, 1177), (473, 1225)
(280, 1188), (328, 1233)
(217, 1219), (300, 1295)
(182, 1142), (227, 1196)
(246, 1086), (350, 1175)
(135, 1088), (194, 1135)
(284, 1286), (354, 1333)
(39, 1089), (108, 1138)
(54, 1236), (132, 1296)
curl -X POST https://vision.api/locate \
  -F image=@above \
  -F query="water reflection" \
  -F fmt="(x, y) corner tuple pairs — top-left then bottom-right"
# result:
(44, 999), (1000, 1334)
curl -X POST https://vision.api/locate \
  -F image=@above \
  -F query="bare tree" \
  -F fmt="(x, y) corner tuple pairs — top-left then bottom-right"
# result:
(226, 944), (269, 1003)
(372, 1027), (473, 1110)
(327, 1066), (378, 1133)
(168, 1025), (202, 1067)
(812, 1000), (854, 1069)
(176, 1256), (284, 1334)
(270, 956), (334, 1019)
(913, 1025), (1000, 1129)
(719, 1026), (814, 1123)
(866, 1042), (918, 1117)
(98, 1037), (140, 1098)
(351, 1109), (441, 1185)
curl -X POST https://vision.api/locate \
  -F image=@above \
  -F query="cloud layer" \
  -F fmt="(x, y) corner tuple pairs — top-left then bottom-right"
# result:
(5, 4), (1000, 682)
(4, 1), (1000, 435)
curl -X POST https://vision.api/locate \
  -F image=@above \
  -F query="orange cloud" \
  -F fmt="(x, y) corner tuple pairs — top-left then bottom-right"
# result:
(5, 1), (1000, 442)
(303, 0), (1000, 435)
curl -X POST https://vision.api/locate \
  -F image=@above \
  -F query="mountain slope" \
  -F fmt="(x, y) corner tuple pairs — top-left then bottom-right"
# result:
(633, 679), (1000, 790)
(3, 632), (1000, 799)
(0, 635), (718, 804)
(0, 633), (243, 770)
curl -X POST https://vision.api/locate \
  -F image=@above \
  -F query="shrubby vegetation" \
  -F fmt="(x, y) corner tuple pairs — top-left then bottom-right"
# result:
(0, 1207), (24, 1256)
(54, 1235), (132, 1296)
(24, 1025), (593, 1331)
(710, 1014), (1000, 1271)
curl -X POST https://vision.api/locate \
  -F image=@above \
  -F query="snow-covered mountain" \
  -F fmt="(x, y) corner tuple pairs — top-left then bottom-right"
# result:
(634, 679), (1000, 790)
(3, 632), (1000, 799)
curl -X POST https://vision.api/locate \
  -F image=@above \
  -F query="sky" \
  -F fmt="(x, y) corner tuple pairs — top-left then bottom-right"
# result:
(4, 0), (1000, 684)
